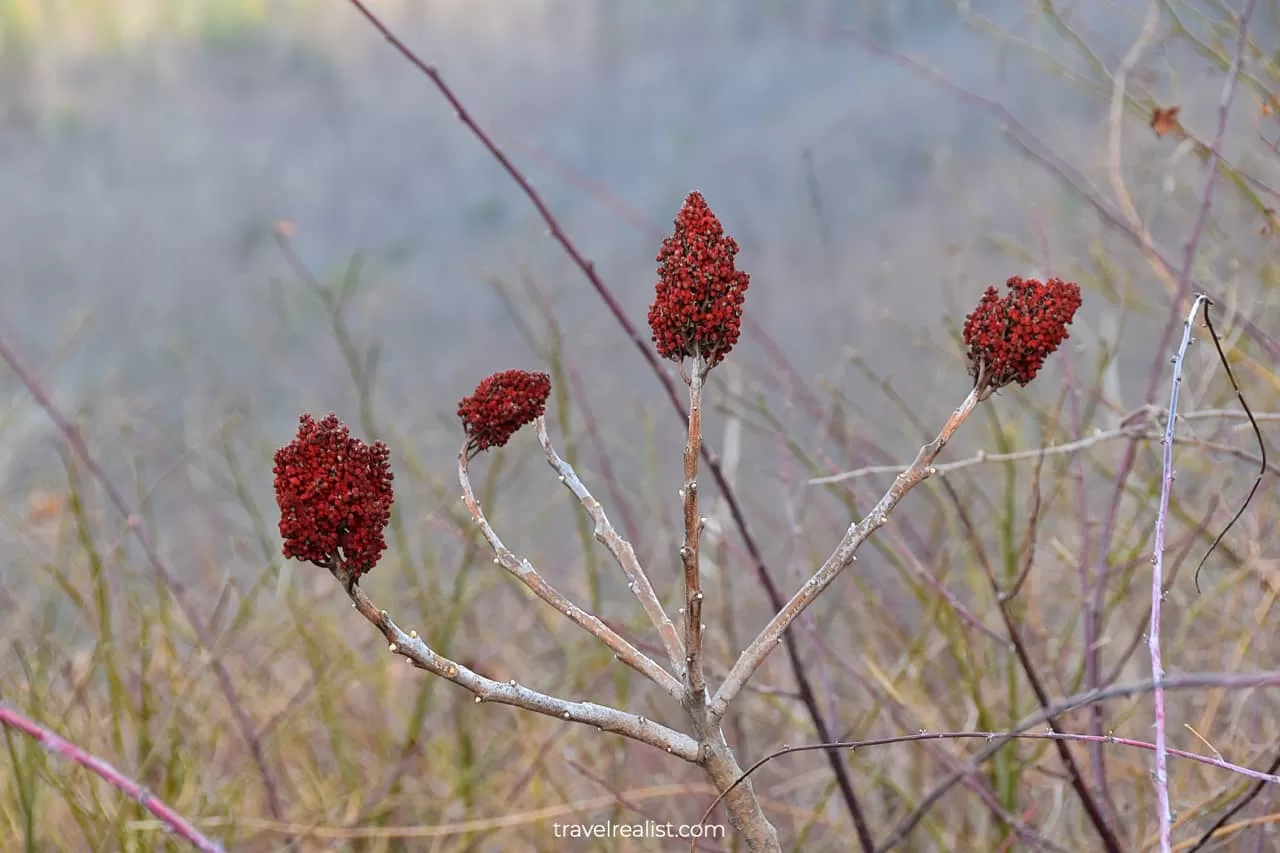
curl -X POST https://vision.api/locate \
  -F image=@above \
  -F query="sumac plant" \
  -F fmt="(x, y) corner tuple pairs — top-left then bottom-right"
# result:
(274, 191), (1081, 852)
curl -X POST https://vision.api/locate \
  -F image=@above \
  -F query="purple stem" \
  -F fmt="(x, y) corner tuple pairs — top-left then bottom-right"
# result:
(0, 703), (225, 853)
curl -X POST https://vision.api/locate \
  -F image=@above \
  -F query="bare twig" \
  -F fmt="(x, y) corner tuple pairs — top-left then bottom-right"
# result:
(327, 557), (699, 759)
(950, 440), (1123, 853)
(711, 365), (747, 751)
(0, 336), (284, 819)
(1107, 1), (1177, 298)
(810, 625), (1073, 853)
(812, 419), (1151, 484)
(877, 670), (1280, 851)
(0, 702), (226, 853)
(1174, 0), (1257, 301)
(1004, 443), (1047, 603)
(1150, 5), (1257, 845)
(1150, 295), (1211, 851)
(879, 520), (1014, 651)
(535, 418), (685, 675)
(1099, 497), (1219, 691)
(457, 436), (683, 699)
(710, 385), (983, 720)
(810, 415), (1280, 485)
(696, 723), (1280, 841)
(1189, 750), (1280, 851)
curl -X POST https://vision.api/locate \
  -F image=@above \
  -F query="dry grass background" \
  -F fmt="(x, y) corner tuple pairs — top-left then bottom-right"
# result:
(2, 0), (1279, 850)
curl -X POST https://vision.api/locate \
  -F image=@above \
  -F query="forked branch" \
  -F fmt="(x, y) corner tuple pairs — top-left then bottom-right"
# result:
(458, 441), (683, 699)
(536, 418), (686, 676)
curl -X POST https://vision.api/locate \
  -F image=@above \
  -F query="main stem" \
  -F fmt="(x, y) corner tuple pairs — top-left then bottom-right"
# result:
(681, 355), (779, 851)
(682, 355), (708, 701)
(699, 725), (781, 853)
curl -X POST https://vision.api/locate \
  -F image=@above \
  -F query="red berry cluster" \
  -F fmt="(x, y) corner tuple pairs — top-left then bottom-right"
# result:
(962, 276), (1082, 390)
(457, 370), (552, 456)
(273, 412), (394, 575)
(647, 191), (750, 369)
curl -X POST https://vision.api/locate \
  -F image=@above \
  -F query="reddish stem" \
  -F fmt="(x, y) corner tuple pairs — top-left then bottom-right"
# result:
(0, 703), (225, 853)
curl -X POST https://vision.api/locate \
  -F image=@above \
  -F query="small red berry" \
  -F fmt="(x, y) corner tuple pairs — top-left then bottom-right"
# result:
(648, 191), (750, 369)
(273, 413), (394, 575)
(457, 370), (552, 456)
(962, 276), (1082, 391)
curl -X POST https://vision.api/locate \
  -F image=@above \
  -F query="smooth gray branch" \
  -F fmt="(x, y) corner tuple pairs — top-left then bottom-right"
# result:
(331, 560), (699, 760)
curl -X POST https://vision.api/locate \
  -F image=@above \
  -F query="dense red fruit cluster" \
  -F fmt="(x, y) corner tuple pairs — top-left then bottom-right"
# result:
(647, 191), (750, 369)
(273, 412), (394, 575)
(963, 276), (1083, 389)
(457, 370), (552, 456)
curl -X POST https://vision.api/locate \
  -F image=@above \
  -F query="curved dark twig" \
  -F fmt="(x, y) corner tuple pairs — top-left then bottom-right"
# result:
(1193, 299), (1266, 593)
(1188, 748), (1280, 852)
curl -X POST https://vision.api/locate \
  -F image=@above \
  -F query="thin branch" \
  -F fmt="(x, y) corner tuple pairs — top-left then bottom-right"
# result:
(1003, 442), (1046, 603)
(327, 558), (699, 760)
(807, 625), (1072, 853)
(710, 385), (983, 720)
(876, 670), (1280, 852)
(1107, 0), (1177, 298)
(1099, 496), (1220, 690)
(1150, 295), (1211, 851)
(342, 0), (666, 386)
(1124, 13), (1256, 842)
(694, 724), (1280, 842)
(810, 410), (1280, 484)
(954, 444), (1122, 852)
(535, 418), (686, 676)
(0, 335), (284, 819)
(457, 437), (683, 699)
(881, 522), (1015, 652)
(0, 703), (226, 853)
(1174, 0), (1257, 301)
(1097, 0), (1251, 769)
(682, 356), (709, 702)
(1189, 750), (1280, 852)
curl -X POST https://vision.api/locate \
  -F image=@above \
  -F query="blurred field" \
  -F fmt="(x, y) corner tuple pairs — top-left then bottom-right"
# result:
(2, 0), (1279, 850)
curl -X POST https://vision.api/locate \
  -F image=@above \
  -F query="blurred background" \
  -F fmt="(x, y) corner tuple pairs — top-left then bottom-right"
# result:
(2, 0), (1279, 850)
